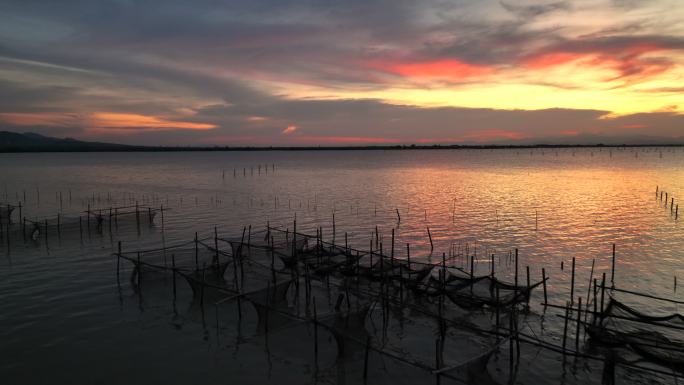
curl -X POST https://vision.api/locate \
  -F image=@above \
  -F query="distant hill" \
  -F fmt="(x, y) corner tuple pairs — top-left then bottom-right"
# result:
(1, 131), (682, 152)
(0, 131), (144, 152)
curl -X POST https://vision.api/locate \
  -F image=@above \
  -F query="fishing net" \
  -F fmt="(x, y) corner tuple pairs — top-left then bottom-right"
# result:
(589, 297), (684, 370)
(406, 265), (542, 309)
(118, 227), (515, 383)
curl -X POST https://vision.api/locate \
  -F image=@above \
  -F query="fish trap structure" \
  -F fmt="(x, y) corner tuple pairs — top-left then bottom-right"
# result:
(1, 203), (163, 246)
(114, 224), (552, 384)
(0, 203), (18, 224)
(585, 285), (684, 373)
(540, 274), (684, 383)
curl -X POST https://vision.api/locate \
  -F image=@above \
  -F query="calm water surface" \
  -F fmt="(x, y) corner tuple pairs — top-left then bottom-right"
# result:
(0, 148), (682, 384)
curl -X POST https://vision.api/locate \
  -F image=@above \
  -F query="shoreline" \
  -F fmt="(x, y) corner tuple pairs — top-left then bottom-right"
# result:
(2, 143), (684, 153)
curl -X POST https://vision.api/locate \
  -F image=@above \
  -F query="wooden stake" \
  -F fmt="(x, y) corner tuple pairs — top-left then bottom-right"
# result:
(585, 259), (595, 306)
(491, 254), (495, 278)
(391, 228), (395, 262)
(593, 278), (598, 325)
(600, 273), (606, 315)
(435, 339), (442, 384)
(214, 226), (219, 271)
(313, 297), (319, 364)
(570, 257), (576, 304)
(575, 297), (582, 351)
(137, 252), (142, 287)
(172, 253), (177, 298)
(363, 336), (371, 381)
(562, 300), (570, 354)
(542, 268), (548, 305)
(406, 243), (411, 270)
(514, 249), (519, 289)
(116, 241), (121, 280)
(194, 232), (199, 270)
(200, 263), (206, 307)
(495, 286), (500, 336)
(611, 243), (616, 287)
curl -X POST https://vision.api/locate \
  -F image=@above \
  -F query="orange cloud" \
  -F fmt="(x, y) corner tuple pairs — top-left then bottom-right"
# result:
(0, 112), (216, 131)
(282, 125), (298, 134)
(246, 116), (268, 122)
(90, 113), (216, 131)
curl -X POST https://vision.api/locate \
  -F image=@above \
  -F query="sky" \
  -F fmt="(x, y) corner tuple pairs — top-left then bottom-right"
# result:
(1, 0), (684, 146)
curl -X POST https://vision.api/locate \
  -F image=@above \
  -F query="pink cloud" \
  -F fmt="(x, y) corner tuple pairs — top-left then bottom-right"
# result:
(292, 136), (402, 144)
(521, 40), (678, 83)
(463, 129), (525, 142)
(369, 59), (494, 80)
(0, 112), (81, 127)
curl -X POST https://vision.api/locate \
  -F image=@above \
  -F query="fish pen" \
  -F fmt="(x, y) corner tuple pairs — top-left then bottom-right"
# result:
(110, 219), (684, 384)
(114, 220), (651, 384)
(1, 203), (163, 245)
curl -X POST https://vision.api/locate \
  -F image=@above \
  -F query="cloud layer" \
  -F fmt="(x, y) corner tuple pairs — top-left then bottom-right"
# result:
(0, 0), (683, 145)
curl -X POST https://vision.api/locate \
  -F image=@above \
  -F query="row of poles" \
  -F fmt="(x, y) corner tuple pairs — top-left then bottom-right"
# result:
(656, 186), (679, 220)
(112, 218), (680, 383)
(1, 202), (163, 253)
(223, 164), (276, 179)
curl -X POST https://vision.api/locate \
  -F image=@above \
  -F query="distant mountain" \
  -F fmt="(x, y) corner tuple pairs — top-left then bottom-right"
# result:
(1, 130), (681, 152)
(0, 131), (144, 152)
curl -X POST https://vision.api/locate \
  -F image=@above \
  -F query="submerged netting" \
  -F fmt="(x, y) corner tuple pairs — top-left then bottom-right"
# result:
(0, 204), (16, 223)
(118, 227), (529, 383)
(4, 205), (161, 243)
(400, 265), (543, 309)
(118, 239), (234, 294)
(589, 297), (684, 370)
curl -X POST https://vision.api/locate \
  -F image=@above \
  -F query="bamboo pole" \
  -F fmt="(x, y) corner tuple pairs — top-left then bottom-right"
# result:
(611, 243), (616, 287)
(562, 300), (570, 354)
(194, 232), (199, 270)
(575, 297), (582, 351)
(542, 268), (548, 305)
(363, 336), (371, 381)
(117, 241), (121, 280)
(570, 257), (576, 304)
(172, 253), (177, 298)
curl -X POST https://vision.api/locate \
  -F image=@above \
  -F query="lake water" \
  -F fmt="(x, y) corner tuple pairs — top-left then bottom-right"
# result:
(0, 148), (682, 384)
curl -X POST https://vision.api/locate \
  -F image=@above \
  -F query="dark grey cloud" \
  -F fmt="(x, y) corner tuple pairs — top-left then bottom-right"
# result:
(500, 1), (570, 19)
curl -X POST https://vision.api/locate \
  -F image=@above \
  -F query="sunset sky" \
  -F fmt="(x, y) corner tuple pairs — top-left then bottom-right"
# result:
(1, 0), (684, 145)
